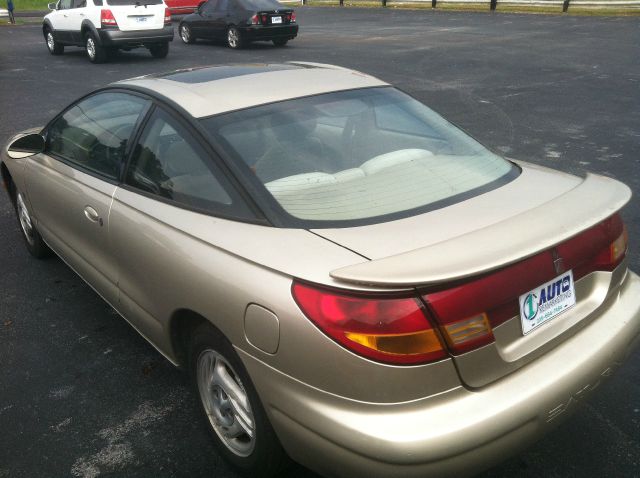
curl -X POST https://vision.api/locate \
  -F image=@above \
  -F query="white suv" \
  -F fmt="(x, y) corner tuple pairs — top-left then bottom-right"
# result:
(43, 0), (174, 63)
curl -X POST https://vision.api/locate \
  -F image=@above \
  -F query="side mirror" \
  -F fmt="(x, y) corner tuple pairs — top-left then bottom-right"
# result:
(48, 2), (57, 9)
(7, 133), (45, 159)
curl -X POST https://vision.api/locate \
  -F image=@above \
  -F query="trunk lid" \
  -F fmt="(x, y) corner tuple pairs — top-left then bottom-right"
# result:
(105, 0), (166, 31)
(314, 162), (631, 387)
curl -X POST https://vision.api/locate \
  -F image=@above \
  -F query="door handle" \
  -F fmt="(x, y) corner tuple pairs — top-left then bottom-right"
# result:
(84, 206), (103, 227)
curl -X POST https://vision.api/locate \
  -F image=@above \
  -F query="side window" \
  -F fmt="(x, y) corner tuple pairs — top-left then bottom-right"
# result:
(72, 0), (86, 7)
(125, 109), (237, 213)
(46, 92), (149, 180)
(59, 0), (72, 9)
(202, 0), (216, 13)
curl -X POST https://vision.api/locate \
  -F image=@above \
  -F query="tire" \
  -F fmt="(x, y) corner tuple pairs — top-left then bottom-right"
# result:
(226, 26), (244, 49)
(272, 38), (288, 47)
(45, 28), (64, 55)
(189, 323), (289, 478)
(14, 189), (51, 259)
(85, 32), (107, 63)
(179, 23), (195, 44)
(149, 42), (169, 58)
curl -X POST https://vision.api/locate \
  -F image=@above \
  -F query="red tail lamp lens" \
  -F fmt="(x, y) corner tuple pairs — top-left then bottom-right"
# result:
(292, 282), (446, 365)
(290, 11), (296, 21)
(164, 8), (171, 25)
(101, 9), (118, 27)
(250, 14), (259, 24)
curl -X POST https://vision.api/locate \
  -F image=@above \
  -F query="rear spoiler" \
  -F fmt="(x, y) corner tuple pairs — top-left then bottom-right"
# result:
(330, 173), (631, 287)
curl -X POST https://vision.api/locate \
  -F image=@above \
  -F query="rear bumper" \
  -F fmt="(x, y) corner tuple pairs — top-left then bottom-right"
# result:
(239, 24), (298, 41)
(98, 26), (174, 46)
(239, 270), (640, 478)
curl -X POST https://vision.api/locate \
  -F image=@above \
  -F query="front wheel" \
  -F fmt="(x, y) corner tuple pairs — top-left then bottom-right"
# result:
(15, 190), (51, 259)
(85, 32), (107, 63)
(179, 24), (195, 44)
(45, 29), (64, 55)
(226, 26), (244, 49)
(272, 38), (288, 47)
(189, 323), (288, 477)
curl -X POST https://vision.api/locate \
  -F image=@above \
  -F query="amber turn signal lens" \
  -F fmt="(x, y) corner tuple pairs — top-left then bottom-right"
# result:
(344, 329), (444, 356)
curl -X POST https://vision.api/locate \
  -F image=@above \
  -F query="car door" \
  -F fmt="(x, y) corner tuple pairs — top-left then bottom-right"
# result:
(191, 0), (217, 38)
(67, 0), (88, 44)
(25, 91), (150, 306)
(109, 105), (255, 346)
(50, 0), (74, 42)
(209, 0), (229, 39)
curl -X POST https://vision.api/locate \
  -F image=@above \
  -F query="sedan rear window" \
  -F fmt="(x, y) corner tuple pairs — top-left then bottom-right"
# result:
(202, 87), (519, 227)
(238, 0), (284, 10)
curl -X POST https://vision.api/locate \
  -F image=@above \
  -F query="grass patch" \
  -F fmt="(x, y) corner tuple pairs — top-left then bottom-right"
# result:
(12, 0), (50, 11)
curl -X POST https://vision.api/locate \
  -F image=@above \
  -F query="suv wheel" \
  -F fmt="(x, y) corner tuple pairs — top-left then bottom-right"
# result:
(85, 32), (107, 63)
(45, 29), (64, 55)
(149, 42), (169, 58)
(227, 26), (244, 49)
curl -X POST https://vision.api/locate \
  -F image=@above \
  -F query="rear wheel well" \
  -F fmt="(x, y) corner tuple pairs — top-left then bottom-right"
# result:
(169, 309), (220, 368)
(1, 163), (16, 206)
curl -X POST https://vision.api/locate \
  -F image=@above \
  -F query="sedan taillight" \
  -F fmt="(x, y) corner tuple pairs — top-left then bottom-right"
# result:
(292, 282), (447, 365)
(101, 9), (118, 28)
(290, 11), (296, 22)
(250, 14), (259, 24)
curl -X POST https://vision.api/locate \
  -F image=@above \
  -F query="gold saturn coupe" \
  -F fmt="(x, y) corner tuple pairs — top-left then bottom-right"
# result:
(2, 63), (639, 478)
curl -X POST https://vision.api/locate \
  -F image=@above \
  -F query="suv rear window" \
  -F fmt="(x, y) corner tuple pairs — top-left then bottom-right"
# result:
(202, 87), (519, 228)
(105, 0), (162, 5)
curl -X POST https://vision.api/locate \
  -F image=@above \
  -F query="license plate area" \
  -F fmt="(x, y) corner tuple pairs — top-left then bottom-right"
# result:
(271, 16), (282, 24)
(519, 270), (576, 335)
(130, 15), (151, 23)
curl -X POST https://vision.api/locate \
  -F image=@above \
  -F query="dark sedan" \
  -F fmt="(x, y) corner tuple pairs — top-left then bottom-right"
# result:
(178, 0), (298, 48)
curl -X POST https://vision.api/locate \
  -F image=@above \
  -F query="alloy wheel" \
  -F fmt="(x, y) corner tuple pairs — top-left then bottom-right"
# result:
(46, 32), (55, 52)
(227, 28), (239, 48)
(86, 37), (96, 60)
(196, 349), (256, 457)
(16, 193), (35, 246)
(180, 25), (190, 43)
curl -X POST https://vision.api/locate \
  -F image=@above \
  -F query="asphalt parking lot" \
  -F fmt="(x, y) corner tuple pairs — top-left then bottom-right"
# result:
(1, 7), (639, 478)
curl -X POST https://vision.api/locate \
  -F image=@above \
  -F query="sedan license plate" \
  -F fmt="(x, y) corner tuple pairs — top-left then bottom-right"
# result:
(271, 16), (282, 24)
(519, 270), (576, 335)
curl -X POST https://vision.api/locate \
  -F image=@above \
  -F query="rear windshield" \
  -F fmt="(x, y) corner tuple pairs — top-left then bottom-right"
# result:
(202, 87), (518, 228)
(238, 0), (284, 10)
(106, 0), (162, 5)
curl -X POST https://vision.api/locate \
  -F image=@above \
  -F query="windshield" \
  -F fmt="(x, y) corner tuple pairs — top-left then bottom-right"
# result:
(202, 87), (518, 227)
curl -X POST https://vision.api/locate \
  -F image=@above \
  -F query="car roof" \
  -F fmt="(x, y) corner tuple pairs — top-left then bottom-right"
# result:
(115, 62), (389, 118)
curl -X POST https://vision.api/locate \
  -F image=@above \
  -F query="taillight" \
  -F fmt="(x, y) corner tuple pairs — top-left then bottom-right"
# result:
(164, 8), (171, 25)
(292, 282), (446, 365)
(290, 11), (296, 22)
(261, 14), (268, 24)
(250, 14), (259, 24)
(101, 9), (118, 28)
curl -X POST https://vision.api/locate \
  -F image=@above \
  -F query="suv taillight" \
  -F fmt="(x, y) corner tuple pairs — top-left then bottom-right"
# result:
(164, 8), (171, 25)
(101, 9), (118, 28)
(292, 282), (447, 365)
